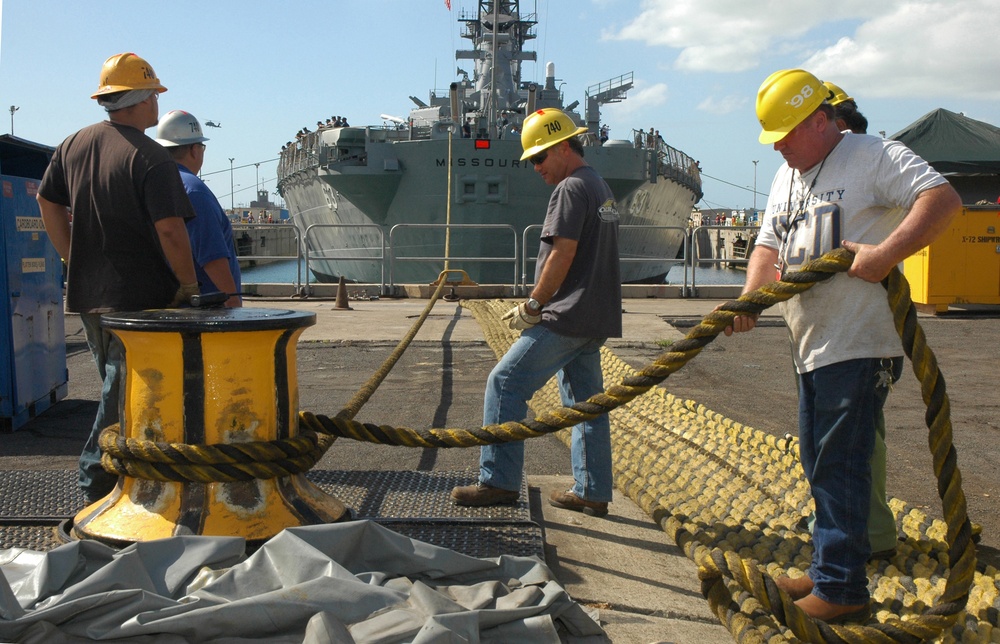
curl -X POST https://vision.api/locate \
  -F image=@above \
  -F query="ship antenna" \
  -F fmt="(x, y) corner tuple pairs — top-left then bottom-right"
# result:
(488, 1), (500, 139)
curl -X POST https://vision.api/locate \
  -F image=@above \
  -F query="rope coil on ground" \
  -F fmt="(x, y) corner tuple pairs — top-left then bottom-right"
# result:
(95, 249), (986, 642)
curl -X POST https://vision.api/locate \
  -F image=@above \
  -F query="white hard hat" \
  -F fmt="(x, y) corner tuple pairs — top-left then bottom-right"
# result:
(156, 110), (209, 147)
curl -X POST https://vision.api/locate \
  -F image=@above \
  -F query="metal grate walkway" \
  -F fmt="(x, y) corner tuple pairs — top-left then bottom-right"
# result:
(0, 469), (542, 559)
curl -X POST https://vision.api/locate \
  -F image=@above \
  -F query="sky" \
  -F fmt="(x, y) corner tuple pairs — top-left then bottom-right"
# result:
(1, 0), (998, 213)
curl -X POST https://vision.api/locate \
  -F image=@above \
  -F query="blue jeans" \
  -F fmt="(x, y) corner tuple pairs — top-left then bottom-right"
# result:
(80, 313), (123, 500)
(798, 357), (900, 606)
(479, 325), (613, 502)
(802, 357), (901, 552)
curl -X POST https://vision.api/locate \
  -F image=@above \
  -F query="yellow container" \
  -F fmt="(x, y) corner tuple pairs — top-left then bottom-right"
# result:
(902, 205), (1000, 312)
(72, 308), (348, 546)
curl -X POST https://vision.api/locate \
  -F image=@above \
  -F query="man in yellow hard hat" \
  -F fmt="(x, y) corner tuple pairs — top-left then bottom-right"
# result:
(37, 52), (199, 503)
(728, 68), (961, 623)
(786, 81), (896, 564)
(451, 108), (622, 517)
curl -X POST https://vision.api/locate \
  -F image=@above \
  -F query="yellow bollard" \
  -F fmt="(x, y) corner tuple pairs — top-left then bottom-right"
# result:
(71, 308), (348, 546)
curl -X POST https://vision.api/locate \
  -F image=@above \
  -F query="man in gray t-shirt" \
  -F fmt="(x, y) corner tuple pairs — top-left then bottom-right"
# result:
(452, 108), (621, 517)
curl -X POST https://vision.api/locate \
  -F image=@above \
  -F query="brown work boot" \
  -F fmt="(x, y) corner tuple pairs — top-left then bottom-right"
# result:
(451, 482), (519, 507)
(775, 574), (814, 600)
(796, 594), (871, 624)
(548, 490), (608, 517)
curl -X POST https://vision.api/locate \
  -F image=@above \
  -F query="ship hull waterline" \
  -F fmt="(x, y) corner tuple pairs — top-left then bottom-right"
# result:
(283, 138), (696, 286)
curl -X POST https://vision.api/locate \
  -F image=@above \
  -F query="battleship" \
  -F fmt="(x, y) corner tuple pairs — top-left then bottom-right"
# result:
(277, 0), (703, 286)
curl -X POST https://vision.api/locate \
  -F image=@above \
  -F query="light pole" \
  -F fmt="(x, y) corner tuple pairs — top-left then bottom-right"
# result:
(752, 160), (759, 212)
(254, 163), (260, 201)
(228, 157), (235, 212)
(9, 106), (18, 135)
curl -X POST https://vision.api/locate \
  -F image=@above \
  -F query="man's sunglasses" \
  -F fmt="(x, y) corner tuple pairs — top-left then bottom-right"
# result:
(529, 151), (547, 166)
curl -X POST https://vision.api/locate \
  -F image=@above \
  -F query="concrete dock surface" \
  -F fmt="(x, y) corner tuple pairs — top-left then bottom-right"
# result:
(3, 294), (998, 642)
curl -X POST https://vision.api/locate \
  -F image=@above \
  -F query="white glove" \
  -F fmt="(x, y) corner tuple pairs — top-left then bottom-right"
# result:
(502, 302), (542, 330)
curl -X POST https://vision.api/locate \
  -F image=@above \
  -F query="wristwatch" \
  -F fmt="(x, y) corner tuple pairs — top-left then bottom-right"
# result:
(526, 297), (543, 314)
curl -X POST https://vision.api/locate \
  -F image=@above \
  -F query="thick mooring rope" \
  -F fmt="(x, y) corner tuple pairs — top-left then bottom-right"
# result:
(96, 249), (984, 641)
(100, 270), (457, 479)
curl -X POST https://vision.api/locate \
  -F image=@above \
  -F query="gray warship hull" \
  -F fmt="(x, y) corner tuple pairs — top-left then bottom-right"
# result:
(277, 1), (702, 286)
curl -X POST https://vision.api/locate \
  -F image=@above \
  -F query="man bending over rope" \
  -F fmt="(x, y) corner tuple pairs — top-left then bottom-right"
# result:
(727, 69), (960, 623)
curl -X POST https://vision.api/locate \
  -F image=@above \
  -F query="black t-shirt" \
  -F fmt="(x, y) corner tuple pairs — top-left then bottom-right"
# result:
(39, 121), (196, 313)
(535, 165), (622, 338)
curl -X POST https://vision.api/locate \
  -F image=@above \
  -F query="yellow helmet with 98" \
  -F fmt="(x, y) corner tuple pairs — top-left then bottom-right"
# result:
(755, 69), (827, 144)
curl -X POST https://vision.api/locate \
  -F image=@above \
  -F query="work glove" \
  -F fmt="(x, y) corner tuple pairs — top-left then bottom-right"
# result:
(169, 282), (200, 308)
(502, 302), (541, 330)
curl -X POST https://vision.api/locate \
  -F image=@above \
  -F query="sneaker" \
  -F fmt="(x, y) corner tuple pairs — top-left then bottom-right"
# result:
(451, 482), (519, 507)
(548, 490), (608, 517)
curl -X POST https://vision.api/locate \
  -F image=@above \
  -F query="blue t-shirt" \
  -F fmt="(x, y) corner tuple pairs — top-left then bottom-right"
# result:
(177, 164), (242, 297)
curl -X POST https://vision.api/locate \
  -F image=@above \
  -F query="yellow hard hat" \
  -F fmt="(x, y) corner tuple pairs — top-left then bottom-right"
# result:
(755, 69), (827, 144)
(519, 108), (588, 160)
(822, 80), (854, 106)
(91, 52), (167, 99)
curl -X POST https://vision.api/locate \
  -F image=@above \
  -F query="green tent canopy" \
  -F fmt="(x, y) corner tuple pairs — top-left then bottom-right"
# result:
(891, 108), (1000, 174)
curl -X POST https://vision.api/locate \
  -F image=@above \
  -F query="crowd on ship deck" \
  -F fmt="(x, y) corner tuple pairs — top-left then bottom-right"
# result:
(280, 116), (352, 153)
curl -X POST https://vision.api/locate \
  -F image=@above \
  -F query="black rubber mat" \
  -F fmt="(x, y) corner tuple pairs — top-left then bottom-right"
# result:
(0, 470), (542, 559)
(306, 470), (531, 522)
(0, 522), (542, 559)
(0, 470), (85, 520)
(0, 524), (63, 552)
(0, 470), (530, 522)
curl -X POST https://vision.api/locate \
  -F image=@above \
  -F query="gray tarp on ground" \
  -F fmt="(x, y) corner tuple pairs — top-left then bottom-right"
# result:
(0, 521), (605, 643)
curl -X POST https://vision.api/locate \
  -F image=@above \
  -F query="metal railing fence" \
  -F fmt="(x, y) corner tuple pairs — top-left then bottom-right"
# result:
(237, 221), (760, 296)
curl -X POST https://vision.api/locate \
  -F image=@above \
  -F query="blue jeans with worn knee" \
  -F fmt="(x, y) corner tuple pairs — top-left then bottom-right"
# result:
(479, 324), (613, 502)
(80, 313), (123, 500)
(798, 357), (896, 606)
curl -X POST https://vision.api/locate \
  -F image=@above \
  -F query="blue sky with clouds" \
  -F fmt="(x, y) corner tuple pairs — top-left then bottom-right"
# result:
(2, 0), (998, 211)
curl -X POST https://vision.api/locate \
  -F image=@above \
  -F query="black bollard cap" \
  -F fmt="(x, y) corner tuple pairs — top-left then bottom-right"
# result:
(100, 308), (316, 333)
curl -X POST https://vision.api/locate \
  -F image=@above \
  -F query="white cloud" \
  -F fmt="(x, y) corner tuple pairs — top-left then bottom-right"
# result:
(606, 0), (1000, 100)
(803, 0), (1000, 100)
(607, 0), (880, 72)
(604, 82), (669, 120)
(697, 94), (748, 115)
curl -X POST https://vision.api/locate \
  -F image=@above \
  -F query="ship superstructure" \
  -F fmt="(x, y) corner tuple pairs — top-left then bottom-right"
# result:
(277, 0), (702, 286)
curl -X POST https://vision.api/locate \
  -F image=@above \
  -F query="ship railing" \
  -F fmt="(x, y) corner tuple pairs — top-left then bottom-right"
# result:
(388, 223), (519, 289)
(233, 223), (305, 291)
(277, 133), (324, 179)
(302, 223), (388, 295)
(242, 221), (761, 297)
(521, 224), (693, 296)
(630, 128), (704, 200)
(688, 224), (761, 295)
